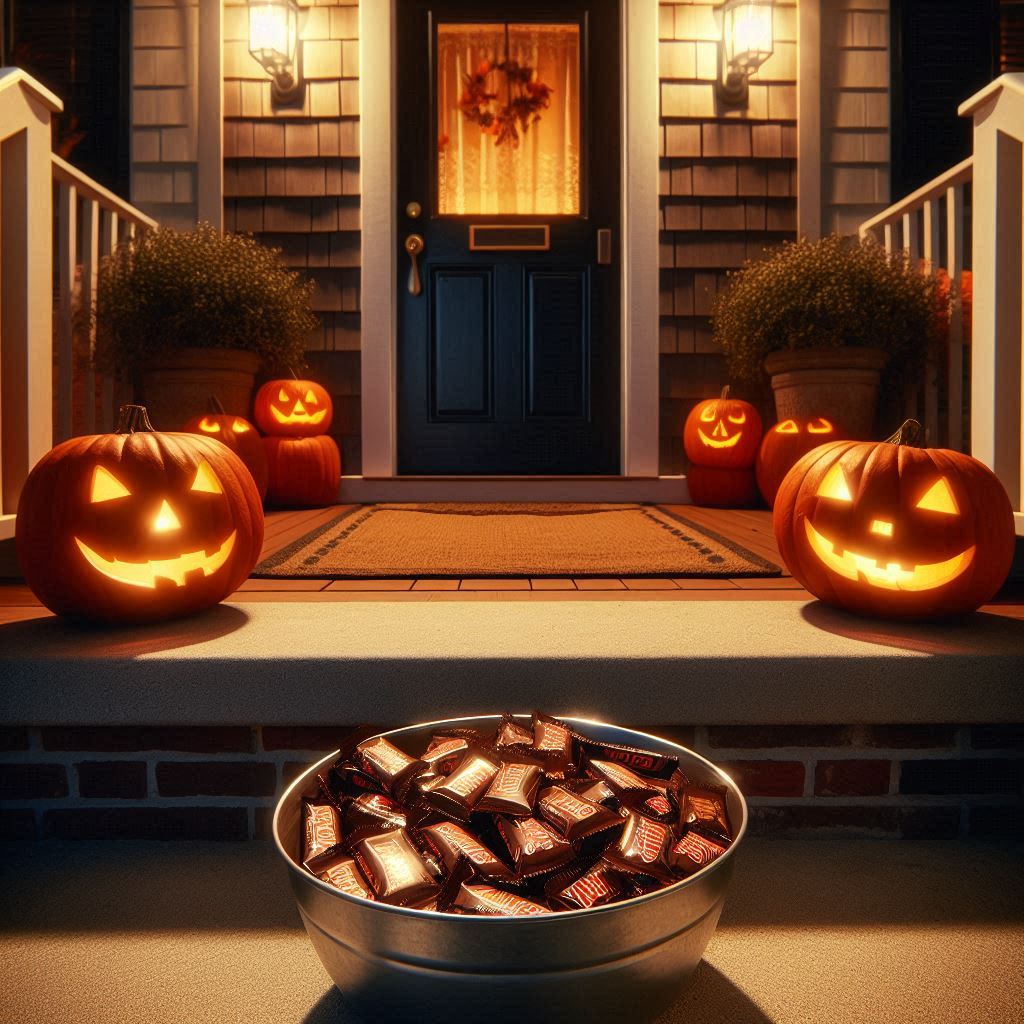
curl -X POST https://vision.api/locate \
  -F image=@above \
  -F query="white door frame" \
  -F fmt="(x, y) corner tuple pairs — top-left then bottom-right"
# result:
(358, 0), (660, 489)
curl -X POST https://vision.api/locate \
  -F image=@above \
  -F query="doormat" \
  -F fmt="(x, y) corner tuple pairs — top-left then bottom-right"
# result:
(252, 504), (782, 579)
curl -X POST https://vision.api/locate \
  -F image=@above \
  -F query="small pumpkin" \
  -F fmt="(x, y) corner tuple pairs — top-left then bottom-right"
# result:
(756, 416), (848, 507)
(254, 377), (332, 437)
(16, 405), (264, 623)
(263, 435), (341, 508)
(683, 386), (762, 469)
(687, 465), (759, 509)
(773, 419), (1014, 619)
(183, 397), (268, 501)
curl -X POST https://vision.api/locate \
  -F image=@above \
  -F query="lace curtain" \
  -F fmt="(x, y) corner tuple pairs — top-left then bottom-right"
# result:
(437, 23), (581, 216)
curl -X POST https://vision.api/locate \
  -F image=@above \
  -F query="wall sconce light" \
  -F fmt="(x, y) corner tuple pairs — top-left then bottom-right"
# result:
(248, 0), (304, 106)
(716, 0), (774, 106)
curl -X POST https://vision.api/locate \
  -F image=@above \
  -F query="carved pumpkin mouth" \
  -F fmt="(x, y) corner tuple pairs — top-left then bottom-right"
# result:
(74, 532), (237, 589)
(271, 406), (327, 426)
(804, 519), (974, 592)
(697, 429), (741, 449)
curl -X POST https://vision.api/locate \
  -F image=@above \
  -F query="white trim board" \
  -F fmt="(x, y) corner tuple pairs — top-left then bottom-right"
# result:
(358, 0), (660, 487)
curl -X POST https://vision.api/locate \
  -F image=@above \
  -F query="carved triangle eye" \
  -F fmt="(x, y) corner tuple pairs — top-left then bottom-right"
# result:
(190, 460), (223, 495)
(91, 466), (132, 503)
(304, 389), (317, 406)
(278, 387), (290, 403)
(816, 462), (853, 502)
(776, 419), (798, 434)
(916, 477), (958, 515)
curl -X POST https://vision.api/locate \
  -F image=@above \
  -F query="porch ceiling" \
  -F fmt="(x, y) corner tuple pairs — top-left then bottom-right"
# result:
(2, 600), (1022, 726)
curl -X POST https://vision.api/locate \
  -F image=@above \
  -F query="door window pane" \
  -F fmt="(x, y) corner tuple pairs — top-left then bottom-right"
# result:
(437, 22), (581, 215)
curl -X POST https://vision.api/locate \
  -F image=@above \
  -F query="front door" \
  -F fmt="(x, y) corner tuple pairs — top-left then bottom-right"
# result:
(396, 0), (621, 475)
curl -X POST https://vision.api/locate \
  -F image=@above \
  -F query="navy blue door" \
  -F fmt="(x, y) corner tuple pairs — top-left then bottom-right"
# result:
(396, 0), (621, 474)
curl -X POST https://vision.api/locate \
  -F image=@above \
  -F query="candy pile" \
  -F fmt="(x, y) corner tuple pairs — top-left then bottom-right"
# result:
(300, 713), (734, 916)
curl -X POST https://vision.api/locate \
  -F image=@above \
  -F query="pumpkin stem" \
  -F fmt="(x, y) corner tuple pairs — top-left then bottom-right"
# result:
(884, 418), (923, 447)
(116, 404), (155, 434)
(720, 385), (731, 400)
(207, 395), (226, 415)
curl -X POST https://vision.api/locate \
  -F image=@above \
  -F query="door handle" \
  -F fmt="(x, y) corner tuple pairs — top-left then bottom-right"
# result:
(596, 228), (612, 265)
(405, 234), (425, 296)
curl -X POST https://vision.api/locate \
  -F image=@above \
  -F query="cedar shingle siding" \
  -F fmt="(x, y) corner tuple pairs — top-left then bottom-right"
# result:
(131, 0), (889, 479)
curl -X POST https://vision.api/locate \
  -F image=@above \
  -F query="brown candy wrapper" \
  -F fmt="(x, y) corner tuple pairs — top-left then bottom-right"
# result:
(355, 736), (427, 802)
(353, 828), (440, 908)
(317, 854), (374, 900)
(420, 736), (469, 775)
(453, 882), (551, 917)
(669, 829), (729, 876)
(546, 860), (626, 912)
(424, 747), (501, 822)
(568, 777), (618, 806)
(475, 760), (543, 817)
(536, 785), (625, 844)
(679, 782), (733, 841)
(602, 811), (675, 883)
(530, 712), (576, 779)
(493, 712), (535, 751)
(302, 800), (344, 874)
(587, 759), (660, 804)
(572, 732), (680, 780)
(496, 815), (575, 879)
(344, 791), (407, 837)
(418, 820), (514, 882)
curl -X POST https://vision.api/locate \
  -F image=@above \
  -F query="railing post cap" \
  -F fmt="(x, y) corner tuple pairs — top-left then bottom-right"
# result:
(0, 67), (63, 113)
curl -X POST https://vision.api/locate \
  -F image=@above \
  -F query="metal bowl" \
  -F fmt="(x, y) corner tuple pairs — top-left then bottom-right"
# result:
(273, 715), (748, 1023)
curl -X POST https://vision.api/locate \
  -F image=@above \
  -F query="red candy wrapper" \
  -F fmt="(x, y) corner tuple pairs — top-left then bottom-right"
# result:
(302, 800), (344, 874)
(496, 815), (575, 879)
(317, 854), (374, 900)
(476, 760), (543, 817)
(602, 811), (675, 883)
(669, 829), (728, 876)
(679, 782), (732, 841)
(536, 785), (625, 843)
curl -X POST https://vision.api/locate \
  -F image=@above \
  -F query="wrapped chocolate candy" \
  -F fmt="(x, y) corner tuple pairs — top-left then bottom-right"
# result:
(475, 759), (543, 817)
(572, 732), (680, 780)
(669, 829), (728, 876)
(420, 736), (469, 775)
(344, 792), (407, 835)
(587, 759), (660, 804)
(317, 854), (374, 900)
(353, 828), (440, 908)
(602, 811), (675, 883)
(679, 782), (732, 841)
(536, 786), (624, 843)
(568, 777), (618, 806)
(418, 820), (514, 882)
(496, 815), (575, 879)
(355, 736), (427, 801)
(530, 712), (576, 779)
(547, 860), (626, 912)
(424, 747), (501, 822)
(494, 712), (534, 751)
(302, 800), (344, 873)
(453, 882), (551, 917)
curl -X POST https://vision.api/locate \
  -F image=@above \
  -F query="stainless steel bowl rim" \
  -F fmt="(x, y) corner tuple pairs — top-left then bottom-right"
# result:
(272, 713), (749, 924)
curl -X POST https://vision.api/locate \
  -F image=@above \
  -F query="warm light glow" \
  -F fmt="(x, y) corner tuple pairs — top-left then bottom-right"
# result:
(871, 519), (893, 537)
(278, 387), (290, 402)
(700, 405), (717, 422)
(292, 399), (307, 415)
(198, 417), (222, 433)
(723, 0), (774, 75)
(807, 418), (834, 434)
(727, 411), (746, 424)
(190, 460), (224, 495)
(303, 389), (317, 405)
(916, 478), (959, 515)
(231, 419), (250, 434)
(271, 404), (327, 426)
(90, 466), (131, 503)
(437, 23), (580, 215)
(816, 462), (853, 502)
(248, 1), (297, 71)
(698, 427), (742, 449)
(804, 519), (974, 592)
(75, 532), (237, 589)
(776, 419), (798, 434)
(152, 500), (182, 533)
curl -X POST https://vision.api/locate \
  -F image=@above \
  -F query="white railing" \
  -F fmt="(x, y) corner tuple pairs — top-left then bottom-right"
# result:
(860, 74), (1024, 536)
(0, 68), (156, 540)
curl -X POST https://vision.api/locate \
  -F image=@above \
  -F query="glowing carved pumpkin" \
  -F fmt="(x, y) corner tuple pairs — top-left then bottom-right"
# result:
(756, 416), (848, 508)
(183, 398), (268, 501)
(683, 386), (762, 470)
(773, 419), (1015, 620)
(687, 464), (759, 509)
(263, 435), (341, 508)
(16, 405), (264, 623)
(254, 378), (333, 437)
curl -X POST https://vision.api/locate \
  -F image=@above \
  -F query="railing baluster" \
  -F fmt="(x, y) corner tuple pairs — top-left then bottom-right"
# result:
(56, 182), (77, 444)
(902, 211), (919, 262)
(923, 199), (941, 272)
(98, 210), (118, 431)
(946, 183), (965, 452)
(80, 200), (100, 435)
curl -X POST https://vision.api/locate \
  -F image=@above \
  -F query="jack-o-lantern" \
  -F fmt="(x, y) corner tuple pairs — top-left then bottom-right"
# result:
(683, 386), (762, 469)
(773, 420), (1015, 620)
(756, 416), (849, 508)
(254, 378), (332, 437)
(16, 405), (264, 623)
(687, 464), (759, 508)
(183, 397), (268, 501)
(263, 435), (341, 508)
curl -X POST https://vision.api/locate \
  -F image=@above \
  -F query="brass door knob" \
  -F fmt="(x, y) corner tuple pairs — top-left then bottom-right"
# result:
(405, 234), (425, 296)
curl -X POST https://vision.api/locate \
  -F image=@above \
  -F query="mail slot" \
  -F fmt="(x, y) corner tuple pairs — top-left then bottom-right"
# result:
(469, 225), (551, 251)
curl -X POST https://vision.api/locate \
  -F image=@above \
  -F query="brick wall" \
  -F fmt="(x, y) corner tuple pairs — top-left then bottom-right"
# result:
(658, 1), (799, 474)
(2, 723), (1020, 841)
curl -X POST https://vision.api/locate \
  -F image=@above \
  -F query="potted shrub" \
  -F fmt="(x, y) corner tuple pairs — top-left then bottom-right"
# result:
(93, 223), (317, 430)
(711, 234), (938, 438)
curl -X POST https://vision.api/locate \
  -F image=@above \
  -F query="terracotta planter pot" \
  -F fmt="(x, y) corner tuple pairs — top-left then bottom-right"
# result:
(141, 348), (261, 431)
(763, 346), (888, 439)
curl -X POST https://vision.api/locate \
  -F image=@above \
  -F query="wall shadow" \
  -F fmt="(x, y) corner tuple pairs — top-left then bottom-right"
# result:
(0, 602), (250, 658)
(799, 600), (1024, 655)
